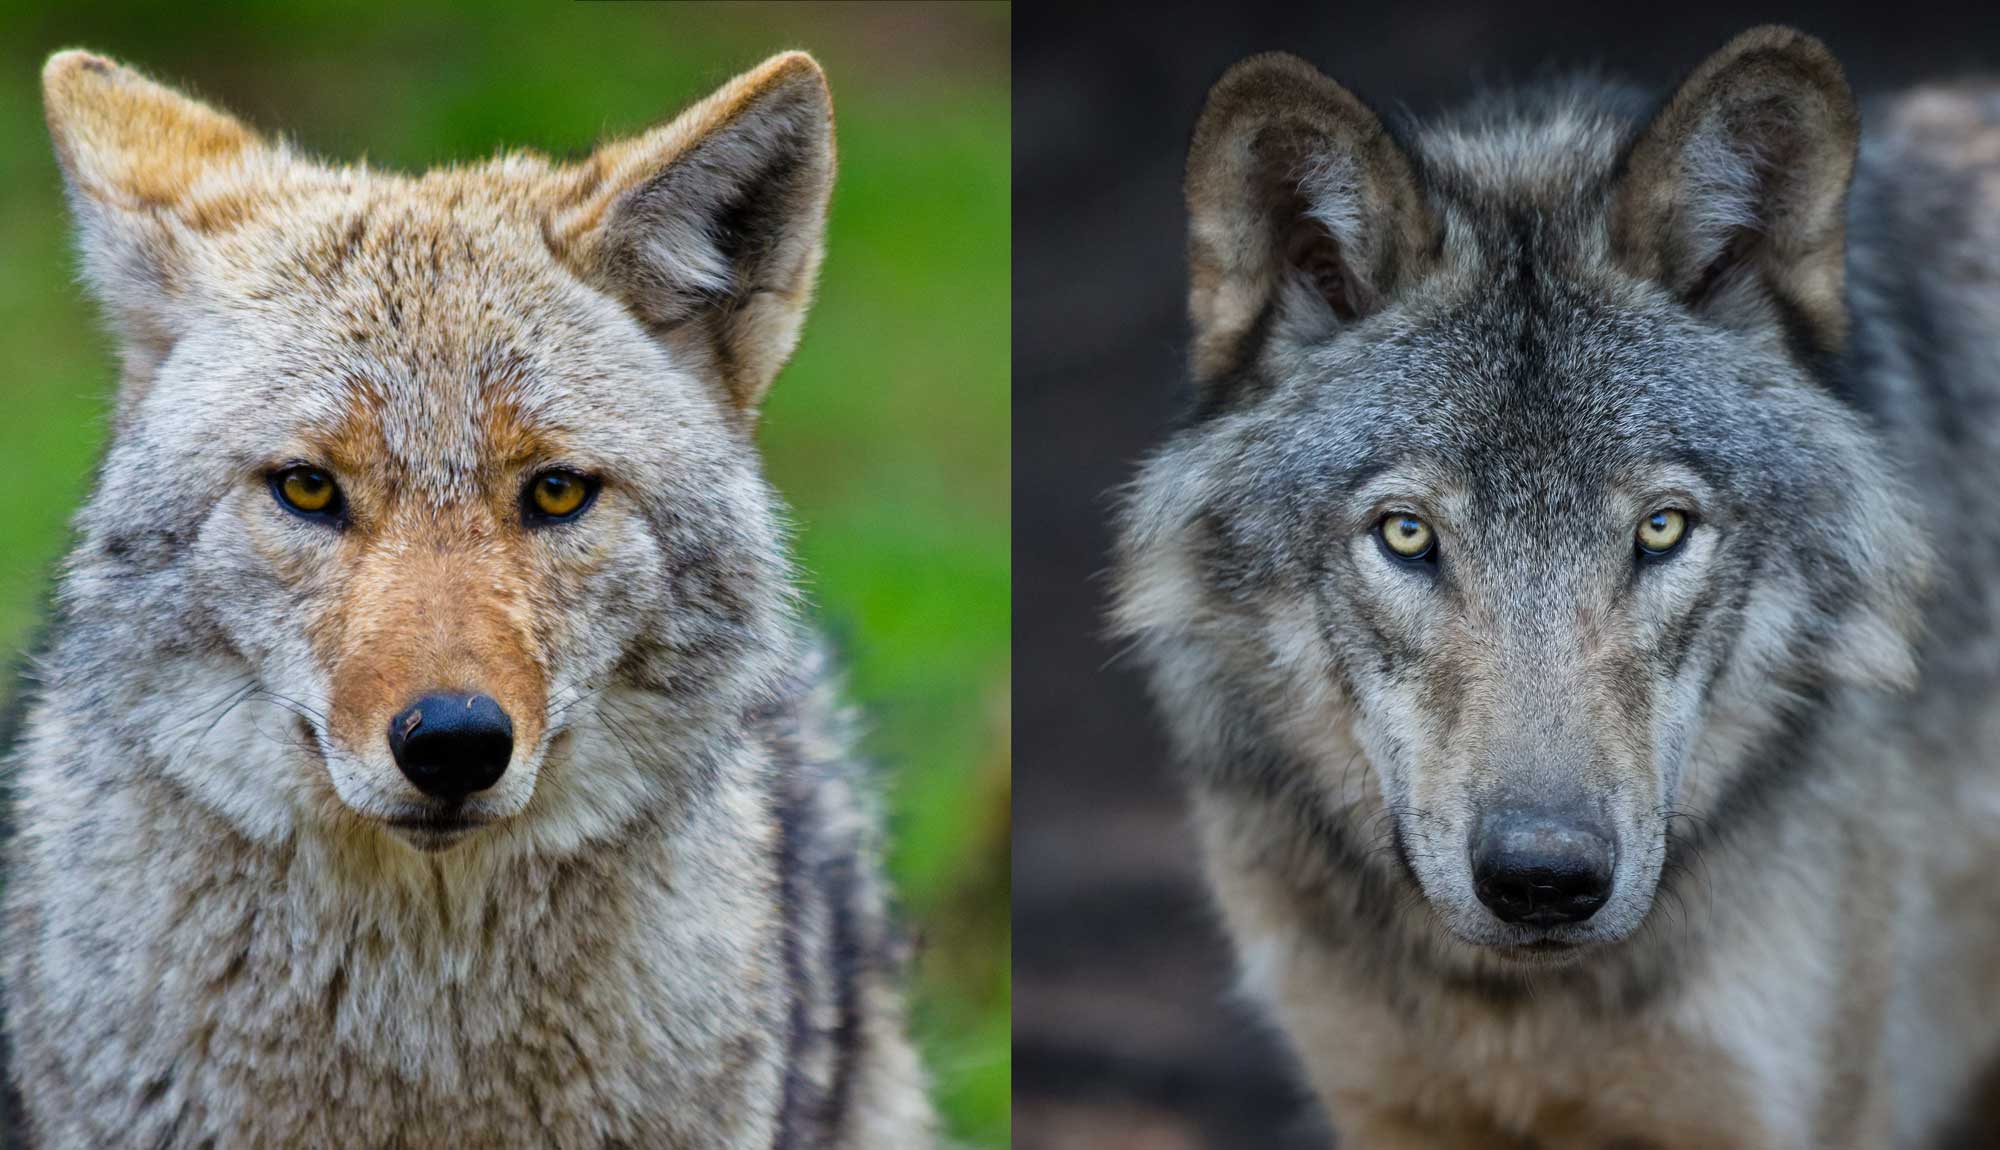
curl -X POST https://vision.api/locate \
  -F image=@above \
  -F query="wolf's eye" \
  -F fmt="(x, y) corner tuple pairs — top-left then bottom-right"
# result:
(1378, 513), (1436, 561)
(271, 466), (344, 521)
(1636, 509), (1689, 556)
(524, 469), (598, 524)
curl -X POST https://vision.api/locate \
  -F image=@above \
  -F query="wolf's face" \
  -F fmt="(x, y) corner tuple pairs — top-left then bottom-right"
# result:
(43, 52), (832, 853)
(1116, 31), (1930, 960)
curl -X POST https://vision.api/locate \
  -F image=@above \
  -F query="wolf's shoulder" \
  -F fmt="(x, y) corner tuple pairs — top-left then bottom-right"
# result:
(1859, 84), (2000, 241)
(1869, 84), (2000, 170)
(1848, 83), (2000, 395)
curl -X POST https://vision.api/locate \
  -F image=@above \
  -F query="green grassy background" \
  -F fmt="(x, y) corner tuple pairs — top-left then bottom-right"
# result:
(0, 1), (1010, 1142)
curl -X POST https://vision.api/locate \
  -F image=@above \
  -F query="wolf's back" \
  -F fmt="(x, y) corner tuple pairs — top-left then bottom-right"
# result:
(1849, 86), (2000, 682)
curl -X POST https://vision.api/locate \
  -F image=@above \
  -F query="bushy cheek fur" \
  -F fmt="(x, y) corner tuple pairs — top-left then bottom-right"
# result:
(51, 341), (799, 841)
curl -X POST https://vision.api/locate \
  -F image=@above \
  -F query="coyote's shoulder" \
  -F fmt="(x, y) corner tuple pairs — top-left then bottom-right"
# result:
(1, 49), (932, 1149)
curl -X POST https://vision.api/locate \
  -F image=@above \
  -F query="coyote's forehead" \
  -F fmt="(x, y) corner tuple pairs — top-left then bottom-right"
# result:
(166, 174), (717, 494)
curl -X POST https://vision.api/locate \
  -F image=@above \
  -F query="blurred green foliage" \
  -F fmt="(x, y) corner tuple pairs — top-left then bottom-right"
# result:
(0, 1), (1009, 1143)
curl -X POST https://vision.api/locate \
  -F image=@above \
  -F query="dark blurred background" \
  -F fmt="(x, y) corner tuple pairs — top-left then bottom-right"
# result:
(1013, 4), (2000, 1147)
(1, 1), (1008, 1143)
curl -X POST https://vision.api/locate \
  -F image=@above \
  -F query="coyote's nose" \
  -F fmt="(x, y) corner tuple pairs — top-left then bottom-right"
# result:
(1471, 809), (1614, 926)
(387, 693), (513, 800)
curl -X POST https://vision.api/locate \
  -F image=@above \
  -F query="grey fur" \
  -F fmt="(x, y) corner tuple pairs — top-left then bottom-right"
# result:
(1114, 28), (2000, 1148)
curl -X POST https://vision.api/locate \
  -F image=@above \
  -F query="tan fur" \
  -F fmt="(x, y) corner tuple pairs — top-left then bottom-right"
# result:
(42, 51), (258, 208)
(8, 49), (929, 1149)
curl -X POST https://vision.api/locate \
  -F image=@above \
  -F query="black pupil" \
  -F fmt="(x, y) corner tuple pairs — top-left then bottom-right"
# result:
(295, 472), (327, 498)
(542, 475), (571, 501)
(1395, 519), (1420, 540)
(1649, 513), (1669, 532)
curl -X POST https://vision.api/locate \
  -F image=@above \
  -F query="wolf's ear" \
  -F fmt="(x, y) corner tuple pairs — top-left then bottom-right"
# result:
(547, 53), (834, 413)
(1185, 53), (1434, 384)
(1612, 27), (1859, 356)
(43, 50), (264, 372)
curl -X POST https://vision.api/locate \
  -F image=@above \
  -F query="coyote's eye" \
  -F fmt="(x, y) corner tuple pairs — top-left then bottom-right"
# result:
(1378, 513), (1436, 561)
(1636, 509), (1689, 556)
(270, 466), (344, 523)
(523, 469), (599, 525)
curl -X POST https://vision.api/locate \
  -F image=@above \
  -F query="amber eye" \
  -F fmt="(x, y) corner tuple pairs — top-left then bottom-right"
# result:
(1378, 513), (1436, 561)
(271, 466), (343, 520)
(524, 469), (597, 523)
(1636, 508), (1689, 556)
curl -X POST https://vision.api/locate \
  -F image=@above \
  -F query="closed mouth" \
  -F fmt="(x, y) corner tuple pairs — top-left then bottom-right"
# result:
(1486, 933), (1596, 966)
(382, 809), (491, 850)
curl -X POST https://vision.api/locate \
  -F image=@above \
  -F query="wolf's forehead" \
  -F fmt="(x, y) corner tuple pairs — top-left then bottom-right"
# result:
(1266, 288), (1710, 509)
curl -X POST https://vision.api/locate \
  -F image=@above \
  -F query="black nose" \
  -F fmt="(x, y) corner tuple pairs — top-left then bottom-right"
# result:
(387, 693), (513, 801)
(1471, 810), (1615, 926)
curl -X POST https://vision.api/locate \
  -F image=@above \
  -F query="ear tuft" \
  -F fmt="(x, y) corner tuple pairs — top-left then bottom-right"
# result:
(1612, 27), (1858, 355)
(43, 51), (266, 387)
(44, 49), (261, 209)
(548, 52), (836, 412)
(1185, 53), (1434, 385)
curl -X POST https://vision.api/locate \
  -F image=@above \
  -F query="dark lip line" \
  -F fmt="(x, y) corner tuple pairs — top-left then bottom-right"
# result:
(383, 814), (488, 833)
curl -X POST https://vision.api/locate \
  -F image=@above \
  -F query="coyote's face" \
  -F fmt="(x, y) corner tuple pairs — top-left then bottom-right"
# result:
(1116, 34), (1931, 960)
(43, 51), (833, 853)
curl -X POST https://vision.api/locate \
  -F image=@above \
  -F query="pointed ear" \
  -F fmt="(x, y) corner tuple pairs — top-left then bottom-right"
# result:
(43, 51), (265, 371)
(1612, 27), (1859, 356)
(1185, 52), (1435, 385)
(547, 52), (835, 413)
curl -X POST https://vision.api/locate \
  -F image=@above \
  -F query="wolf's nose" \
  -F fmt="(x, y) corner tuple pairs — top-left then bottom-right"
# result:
(387, 693), (513, 800)
(1471, 810), (1614, 926)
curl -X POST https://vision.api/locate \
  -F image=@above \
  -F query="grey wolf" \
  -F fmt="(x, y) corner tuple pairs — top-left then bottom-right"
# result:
(1112, 25), (2000, 1148)
(1, 49), (932, 1148)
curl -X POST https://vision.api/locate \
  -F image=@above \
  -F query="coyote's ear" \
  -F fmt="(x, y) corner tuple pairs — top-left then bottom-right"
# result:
(1612, 27), (1859, 356)
(548, 52), (834, 413)
(1185, 53), (1434, 384)
(43, 50), (264, 372)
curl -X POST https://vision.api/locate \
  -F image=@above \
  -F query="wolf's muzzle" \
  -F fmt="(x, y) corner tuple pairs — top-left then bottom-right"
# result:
(1470, 808), (1614, 926)
(387, 692), (514, 800)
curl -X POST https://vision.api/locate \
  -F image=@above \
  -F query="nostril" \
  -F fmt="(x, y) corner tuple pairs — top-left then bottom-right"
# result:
(1475, 866), (1611, 925)
(1471, 810), (1615, 927)
(387, 693), (514, 801)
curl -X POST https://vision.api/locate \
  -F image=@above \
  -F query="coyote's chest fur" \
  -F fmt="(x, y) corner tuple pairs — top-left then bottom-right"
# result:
(14, 772), (784, 1147)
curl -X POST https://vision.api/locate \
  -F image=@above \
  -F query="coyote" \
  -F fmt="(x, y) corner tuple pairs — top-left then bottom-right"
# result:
(1, 50), (932, 1149)
(1113, 26), (2000, 1148)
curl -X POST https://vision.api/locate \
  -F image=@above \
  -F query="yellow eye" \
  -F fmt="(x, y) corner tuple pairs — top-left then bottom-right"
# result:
(526, 470), (594, 521)
(273, 467), (341, 517)
(1637, 508), (1689, 555)
(1379, 513), (1435, 560)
